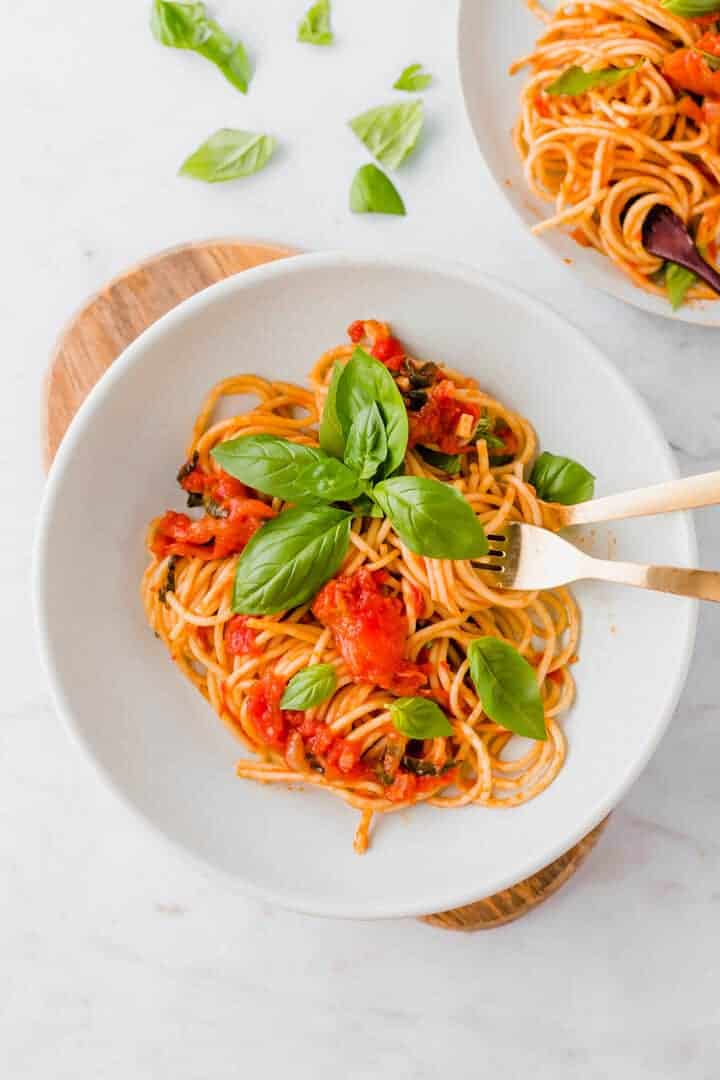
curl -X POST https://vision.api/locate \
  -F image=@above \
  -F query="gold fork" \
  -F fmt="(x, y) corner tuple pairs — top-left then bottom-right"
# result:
(544, 469), (720, 529)
(480, 524), (720, 602)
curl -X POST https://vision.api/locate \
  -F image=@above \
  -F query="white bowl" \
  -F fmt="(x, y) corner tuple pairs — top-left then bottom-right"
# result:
(34, 253), (697, 918)
(458, 0), (720, 327)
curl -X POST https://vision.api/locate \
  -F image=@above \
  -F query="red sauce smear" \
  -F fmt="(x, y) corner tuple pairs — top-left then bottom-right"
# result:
(408, 380), (480, 455)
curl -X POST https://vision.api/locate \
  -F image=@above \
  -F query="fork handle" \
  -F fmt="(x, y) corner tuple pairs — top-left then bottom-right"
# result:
(564, 470), (720, 526)
(590, 558), (720, 602)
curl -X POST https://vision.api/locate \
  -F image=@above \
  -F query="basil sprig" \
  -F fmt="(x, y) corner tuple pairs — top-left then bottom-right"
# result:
(335, 348), (408, 477)
(390, 697), (454, 739)
(151, 0), (252, 93)
(212, 435), (363, 503)
(349, 101), (424, 170)
(373, 477), (489, 559)
(394, 63), (432, 93)
(233, 506), (352, 614)
(280, 663), (337, 709)
(468, 639), (546, 741)
(661, 0), (720, 15)
(179, 129), (276, 183)
(530, 452), (595, 505)
(224, 348), (489, 613)
(546, 63), (640, 97)
(350, 165), (406, 216)
(298, 0), (333, 45)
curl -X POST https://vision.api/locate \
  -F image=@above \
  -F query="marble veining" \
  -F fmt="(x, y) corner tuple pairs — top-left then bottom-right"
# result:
(5, 0), (720, 1075)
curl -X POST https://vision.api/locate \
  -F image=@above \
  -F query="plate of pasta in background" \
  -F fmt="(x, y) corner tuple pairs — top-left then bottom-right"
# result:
(459, 0), (720, 324)
(34, 253), (696, 918)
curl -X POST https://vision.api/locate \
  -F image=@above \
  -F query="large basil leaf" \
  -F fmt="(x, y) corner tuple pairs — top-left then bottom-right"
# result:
(280, 663), (337, 709)
(319, 361), (346, 459)
(297, 0), (333, 45)
(468, 638), (546, 741)
(530, 452), (595, 505)
(151, 1), (252, 93)
(546, 63), (639, 97)
(179, 129), (276, 182)
(349, 165), (406, 216)
(232, 506), (351, 614)
(349, 101), (424, 169)
(390, 697), (454, 739)
(372, 476), (488, 559)
(344, 403), (388, 480)
(211, 435), (363, 504)
(335, 348), (408, 477)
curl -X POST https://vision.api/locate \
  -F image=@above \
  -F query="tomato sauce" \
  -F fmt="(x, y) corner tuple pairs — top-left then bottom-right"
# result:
(663, 33), (720, 98)
(225, 615), (261, 657)
(312, 568), (426, 694)
(408, 381), (480, 455)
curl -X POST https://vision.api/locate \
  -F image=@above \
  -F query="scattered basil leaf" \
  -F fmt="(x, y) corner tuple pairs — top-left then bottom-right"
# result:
(179, 129), (276, 182)
(212, 434), (363, 504)
(350, 164), (406, 216)
(665, 261), (697, 310)
(401, 756), (456, 777)
(280, 663), (337, 709)
(319, 361), (346, 459)
(530, 452), (595, 505)
(474, 412), (506, 451)
(151, 1), (252, 93)
(468, 638), (546, 741)
(232, 506), (351, 614)
(349, 101), (424, 169)
(661, 0), (720, 15)
(393, 63), (432, 92)
(417, 446), (461, 475)
(297, 0), (333, 45)
(372, 476), (489, 559)
(546, 63), (640, 97)
(390, 697), (454, 739)
(335, 349), (408, 477)
(344, 403), (388, 480)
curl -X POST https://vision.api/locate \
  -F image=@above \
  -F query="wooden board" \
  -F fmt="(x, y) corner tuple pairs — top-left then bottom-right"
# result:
(42, 238), (609, 929)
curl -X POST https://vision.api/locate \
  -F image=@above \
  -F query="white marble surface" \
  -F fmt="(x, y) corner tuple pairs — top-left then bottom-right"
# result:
(5, 0), (720, 1074)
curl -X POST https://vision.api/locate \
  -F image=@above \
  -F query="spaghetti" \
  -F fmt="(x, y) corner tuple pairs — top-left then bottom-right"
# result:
(142, 321), (580, 853)
(512, 0), (720, 304)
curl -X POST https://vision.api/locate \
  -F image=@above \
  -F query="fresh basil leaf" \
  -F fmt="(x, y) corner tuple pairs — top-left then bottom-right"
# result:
(179, 129), (276, 182)
(211, 435), (362, 504)
(546, 63), (640, 97)
(393, 63), (432, 92)
(390, 697), (453, 739)
(661, 0), (720, 15)
(336, 349), (408, 477)
(344, 403), (388, 480)
(468, 638), (546, 741)
(665, 261), (697, 310)
(233, 506), (351, 614)
(417, 446), (461, 475)
(350, 165), (406, 216)
(319, 361), (346, 459)
(298, 0), (333, 45)
(280, 663), (337, 709)
(349, 101), (424, 169)
(372, 476), (489, 559)
(151, 1), (252, 92)
(530, 452), (595, 505)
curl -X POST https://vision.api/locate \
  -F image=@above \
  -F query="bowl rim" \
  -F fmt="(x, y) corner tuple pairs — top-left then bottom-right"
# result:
(455, 0), (720, 328)
(32, 250), (699, 918)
